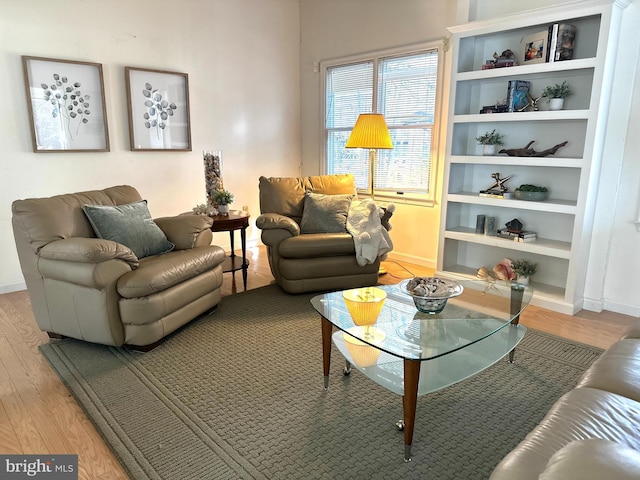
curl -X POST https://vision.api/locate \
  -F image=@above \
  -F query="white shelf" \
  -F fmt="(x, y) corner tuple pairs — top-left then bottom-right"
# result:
(436, 266), (572, 314)
(454, 110), (590, 123)
(444, 227), (572, 259)
(455, 58), (597, 81)
(449, 155), (584, 168)
(447, 192), (578, 214)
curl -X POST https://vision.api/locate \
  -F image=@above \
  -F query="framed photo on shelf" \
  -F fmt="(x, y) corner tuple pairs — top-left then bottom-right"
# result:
(125, 67), (191, 151)
(22, 56), (110, 153)
(520, 30), (548, 65)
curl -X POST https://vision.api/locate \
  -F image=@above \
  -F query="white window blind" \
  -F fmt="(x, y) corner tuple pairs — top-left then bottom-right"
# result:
(323, 45), (441, 200)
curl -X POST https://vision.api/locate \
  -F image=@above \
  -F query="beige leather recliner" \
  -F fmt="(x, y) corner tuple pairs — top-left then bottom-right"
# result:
(255, 174), (380, 294)
(12, 185), (226, 350)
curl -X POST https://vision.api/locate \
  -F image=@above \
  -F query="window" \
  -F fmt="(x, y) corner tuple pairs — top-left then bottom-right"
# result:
(322, 43), (443, 202)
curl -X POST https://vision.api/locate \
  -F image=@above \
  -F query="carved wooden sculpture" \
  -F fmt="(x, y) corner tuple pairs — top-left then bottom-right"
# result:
(499, 140), (568, 157)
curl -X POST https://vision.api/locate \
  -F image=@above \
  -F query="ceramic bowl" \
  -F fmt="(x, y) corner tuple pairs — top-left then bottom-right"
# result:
(515, 190), (548, 201)
(399, 277), (464, 314)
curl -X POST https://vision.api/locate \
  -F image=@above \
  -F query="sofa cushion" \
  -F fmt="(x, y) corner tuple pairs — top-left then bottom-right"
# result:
(117, 246), (225, 298)
(300, 192), (353, 234)
(279, 232), (355, 258)
(489, 387), (640, 480)
(576, 339), (640, 402)
(539, 439), (640, 480)
(83, 200), (174, 259)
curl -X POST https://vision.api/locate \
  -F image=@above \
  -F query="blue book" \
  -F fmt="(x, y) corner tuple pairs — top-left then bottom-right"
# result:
(507, 80), (531, 112)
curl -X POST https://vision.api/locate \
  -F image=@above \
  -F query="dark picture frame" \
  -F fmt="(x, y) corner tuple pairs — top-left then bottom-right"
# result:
(22, 56), (110, 153)
(125, 67), (191, 151)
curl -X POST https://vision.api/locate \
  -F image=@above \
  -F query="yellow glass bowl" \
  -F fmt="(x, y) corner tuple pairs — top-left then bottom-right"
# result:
(344, 335), (381, 367)
(342, 287), (387, 326)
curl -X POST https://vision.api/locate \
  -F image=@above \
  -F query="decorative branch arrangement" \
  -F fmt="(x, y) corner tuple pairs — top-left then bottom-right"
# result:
(41, 73), (91, 140)
(141, 82), (177, 139)
(499, 140), (568, 157)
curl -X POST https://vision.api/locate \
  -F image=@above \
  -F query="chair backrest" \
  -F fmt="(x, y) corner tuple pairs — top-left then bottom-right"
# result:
(12, 185), (142, 255)
(258, 174), (356, 224)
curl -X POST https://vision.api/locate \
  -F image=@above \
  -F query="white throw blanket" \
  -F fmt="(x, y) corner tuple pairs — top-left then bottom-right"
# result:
(346, 199), (393, 266)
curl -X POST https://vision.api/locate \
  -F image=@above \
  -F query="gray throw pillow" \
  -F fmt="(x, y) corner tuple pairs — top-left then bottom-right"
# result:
(82, 200), (174, 259)
(300, 192), (353, 234)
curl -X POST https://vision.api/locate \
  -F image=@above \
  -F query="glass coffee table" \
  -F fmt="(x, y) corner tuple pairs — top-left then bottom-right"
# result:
(310, 279), (532, 461)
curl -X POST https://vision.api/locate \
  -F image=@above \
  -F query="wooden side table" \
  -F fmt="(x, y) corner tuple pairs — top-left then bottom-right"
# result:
(210, 210), (250, 289)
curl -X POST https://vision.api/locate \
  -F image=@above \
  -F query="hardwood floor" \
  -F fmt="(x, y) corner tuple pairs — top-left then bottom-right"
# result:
(0, 246), (636, 479)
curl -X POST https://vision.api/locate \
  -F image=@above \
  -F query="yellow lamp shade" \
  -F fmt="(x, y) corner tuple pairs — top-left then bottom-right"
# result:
(342, 287), (387, 326)
(345, 114), (393, 150)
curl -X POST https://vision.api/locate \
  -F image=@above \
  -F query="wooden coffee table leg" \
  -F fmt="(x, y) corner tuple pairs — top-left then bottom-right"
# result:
(403, 359), (421, 462)
(321, 316), (332, 390)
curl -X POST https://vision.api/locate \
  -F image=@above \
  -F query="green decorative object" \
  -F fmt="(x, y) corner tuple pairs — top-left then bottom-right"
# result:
(212, 189), (234, 206)
(475, 129), (505, 145)
(543, 81), (573, 99)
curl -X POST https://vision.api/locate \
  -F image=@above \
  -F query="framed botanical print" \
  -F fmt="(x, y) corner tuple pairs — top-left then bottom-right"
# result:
(22, 56), (110, 152)
(125, 67), (192, 151)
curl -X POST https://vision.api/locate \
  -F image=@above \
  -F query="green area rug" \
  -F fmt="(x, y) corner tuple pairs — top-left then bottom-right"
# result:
(40, 285), (602, 479)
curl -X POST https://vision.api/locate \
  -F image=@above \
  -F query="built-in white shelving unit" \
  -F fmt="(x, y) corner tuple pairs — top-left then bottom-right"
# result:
(437, 0), (630, 314)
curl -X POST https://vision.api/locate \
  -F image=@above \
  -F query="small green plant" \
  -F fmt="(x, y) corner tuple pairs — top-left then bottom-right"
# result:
(543, 81), (572, 99)
(212, 189), (234, 205)
(516, 184), (548, 192)
(512, 259), (537, 278)
(476, 129), (505, 145)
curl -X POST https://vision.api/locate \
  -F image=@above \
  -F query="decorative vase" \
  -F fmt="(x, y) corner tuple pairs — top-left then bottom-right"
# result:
(204, 150), (223, 209)
(483, 144), (497, 156)
(549, 98), (564, 111)
(217, 204), (230, 215)
(515, 276), (530, 286)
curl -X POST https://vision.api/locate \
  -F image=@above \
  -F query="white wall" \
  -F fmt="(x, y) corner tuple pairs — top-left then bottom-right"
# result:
(0, 0), (301, 293)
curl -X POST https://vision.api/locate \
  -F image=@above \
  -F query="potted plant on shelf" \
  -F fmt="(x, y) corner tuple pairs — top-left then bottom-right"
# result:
(543, 81), (573, 111)
(515, 184), (548, 201)
(476, 129), (505, 156)
(512, 259), (537, 286)
(212, 189), (234, 214)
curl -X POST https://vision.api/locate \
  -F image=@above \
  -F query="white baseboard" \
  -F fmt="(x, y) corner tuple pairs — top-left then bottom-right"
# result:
(603, 299), (640, 318)
(384, 252), (435, 270)
(582, 298), (604, 313)
(0, 282), (27, 295)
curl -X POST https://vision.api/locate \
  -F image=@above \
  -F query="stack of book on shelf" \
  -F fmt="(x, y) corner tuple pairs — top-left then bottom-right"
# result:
(547, 23), (577, 62)
(497, 228), (537, 242)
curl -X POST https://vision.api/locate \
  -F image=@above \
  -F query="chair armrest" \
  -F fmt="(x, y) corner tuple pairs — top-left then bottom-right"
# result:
(39, 238), (138, 268)
(256, 213), (300, 236)
(155, 214), (213, 250)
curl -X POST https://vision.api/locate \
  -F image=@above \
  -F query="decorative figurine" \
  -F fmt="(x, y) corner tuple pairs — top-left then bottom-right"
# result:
(499, 140), (568, 157)
(480, 172), (514, 196)
(517, 92), (546, 112)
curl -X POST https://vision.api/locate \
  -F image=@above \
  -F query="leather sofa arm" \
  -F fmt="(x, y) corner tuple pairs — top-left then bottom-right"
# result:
(39, 238), (139, 268)
(256, 213), (300, 236)
(539, 439), (640, 480)
(155, 214), (213, 249)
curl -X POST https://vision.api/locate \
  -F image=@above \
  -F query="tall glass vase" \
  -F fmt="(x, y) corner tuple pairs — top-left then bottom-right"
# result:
(203, 150), (223, 210)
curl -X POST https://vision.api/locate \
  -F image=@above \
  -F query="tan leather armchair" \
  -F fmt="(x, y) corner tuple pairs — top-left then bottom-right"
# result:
(12, 185), (225, 350)
(255, 174), (380, 294)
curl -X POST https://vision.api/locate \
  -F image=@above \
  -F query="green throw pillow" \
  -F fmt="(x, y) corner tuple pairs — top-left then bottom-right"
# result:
(82, 200), (174, 259)
(300, 192), (353, 234)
